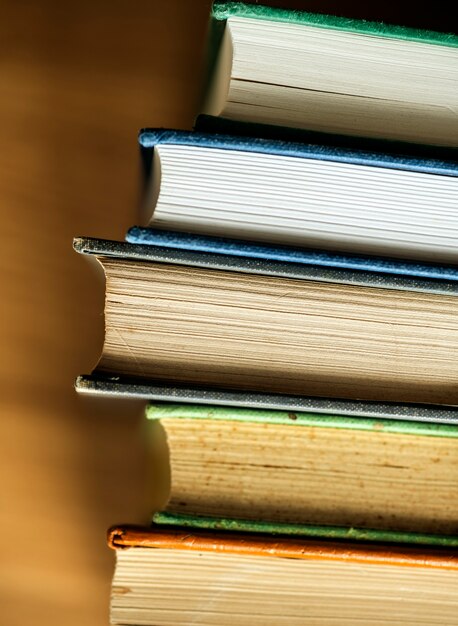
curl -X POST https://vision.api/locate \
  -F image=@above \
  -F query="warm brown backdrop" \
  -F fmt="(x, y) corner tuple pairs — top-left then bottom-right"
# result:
(0, 2), (453, 625)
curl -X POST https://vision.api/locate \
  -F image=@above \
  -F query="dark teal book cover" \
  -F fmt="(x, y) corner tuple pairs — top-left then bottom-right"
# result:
(212, 2), (458, 47)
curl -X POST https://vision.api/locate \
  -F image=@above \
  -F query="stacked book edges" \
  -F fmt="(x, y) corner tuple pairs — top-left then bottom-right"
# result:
(75, 2), (458, 624)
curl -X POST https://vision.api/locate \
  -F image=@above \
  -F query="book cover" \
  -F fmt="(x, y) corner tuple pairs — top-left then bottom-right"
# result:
(109, 525), (458, 566)
(126, 227), (458, 283)
(145, 402), (458, 437)
(73, 236), (458, 296)
(151, 511), (458, 548)
(211, 2), (458, 48)
(76, 375), (458, 423)
(138, 128), (458, 177)
(75, 375), (458, 424)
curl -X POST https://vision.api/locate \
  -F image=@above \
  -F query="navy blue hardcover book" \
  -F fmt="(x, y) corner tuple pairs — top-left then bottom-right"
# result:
(138, 128), (457, 174)
(137, 129), (458, 268)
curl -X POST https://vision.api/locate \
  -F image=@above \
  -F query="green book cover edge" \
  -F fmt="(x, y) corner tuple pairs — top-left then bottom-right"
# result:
(212, 2), (458, 48)
(153, 511), (458, 548)
(146, 403), (458, 438)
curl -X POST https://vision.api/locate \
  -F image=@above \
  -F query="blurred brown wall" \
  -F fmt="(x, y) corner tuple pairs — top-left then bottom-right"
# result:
(0, 2), (453, 625)
(0, 2), (210, 624)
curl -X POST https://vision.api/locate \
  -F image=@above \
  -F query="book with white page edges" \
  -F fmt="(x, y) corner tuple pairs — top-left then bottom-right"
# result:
(204, 2), (458, 147)
(138, 129), (458, 263)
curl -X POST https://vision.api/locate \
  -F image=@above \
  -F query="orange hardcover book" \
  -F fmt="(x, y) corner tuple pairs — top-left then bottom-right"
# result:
(108, 526), (458, 625)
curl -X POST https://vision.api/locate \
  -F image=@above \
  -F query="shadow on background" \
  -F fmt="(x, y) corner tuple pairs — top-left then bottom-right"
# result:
(0, 1), (454, 625)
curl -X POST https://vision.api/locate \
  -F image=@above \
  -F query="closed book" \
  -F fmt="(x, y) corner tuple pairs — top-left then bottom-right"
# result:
(74, 237), (458, 405)
(108, 525), (458, 625)
(138, 129), (458, 263)
(147, 403), (458, 537)
(203, 2), (458, 147)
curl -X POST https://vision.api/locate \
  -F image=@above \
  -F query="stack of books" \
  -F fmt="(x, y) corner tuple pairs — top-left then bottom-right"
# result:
(75, 3), (458, 624)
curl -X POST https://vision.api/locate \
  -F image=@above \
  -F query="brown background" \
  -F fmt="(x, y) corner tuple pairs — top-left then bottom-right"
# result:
(0, 2), (453, 625)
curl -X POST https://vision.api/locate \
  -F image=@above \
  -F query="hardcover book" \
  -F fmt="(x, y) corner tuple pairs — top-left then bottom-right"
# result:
(147, 403), (458, 536)
(203, 2), (458, 147)
(138, 129), (458, 263)
(74, 237), (458, 406)
(108, 526), (458, 625)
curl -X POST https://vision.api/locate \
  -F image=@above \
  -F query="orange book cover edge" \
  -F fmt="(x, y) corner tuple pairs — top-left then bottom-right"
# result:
(108, 526), (458, 570)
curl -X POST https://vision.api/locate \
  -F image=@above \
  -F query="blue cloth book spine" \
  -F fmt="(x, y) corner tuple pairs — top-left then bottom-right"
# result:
(138, 128), (458, 177)
(126, 227), (458, 282)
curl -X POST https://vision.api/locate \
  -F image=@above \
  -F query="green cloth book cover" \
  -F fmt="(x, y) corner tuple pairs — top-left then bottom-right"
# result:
(146, 403), (458, 438)
(212, 2), (458, 47)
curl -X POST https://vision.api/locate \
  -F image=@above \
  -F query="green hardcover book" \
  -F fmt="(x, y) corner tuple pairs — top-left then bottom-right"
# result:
(147, 402), (458, 541)
(203, 2), (458, 146)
